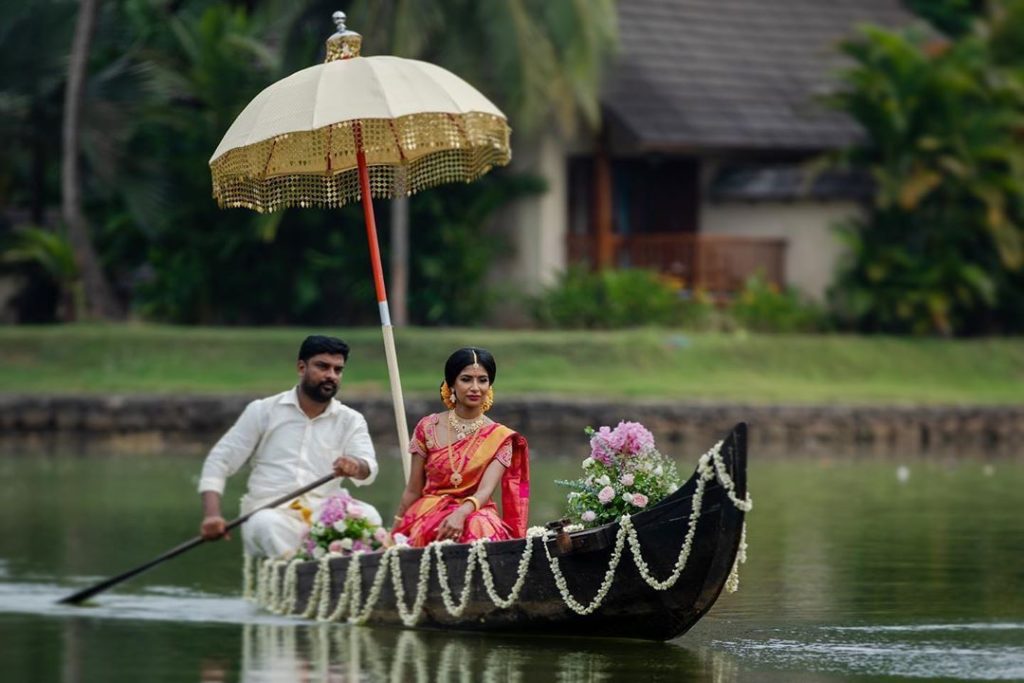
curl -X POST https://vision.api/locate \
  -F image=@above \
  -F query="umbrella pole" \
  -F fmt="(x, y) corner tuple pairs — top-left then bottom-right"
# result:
(356, 144), (411, 483)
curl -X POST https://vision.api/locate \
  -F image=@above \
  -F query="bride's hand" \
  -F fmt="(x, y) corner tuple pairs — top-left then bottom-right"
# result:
(436, 509), (468, 542)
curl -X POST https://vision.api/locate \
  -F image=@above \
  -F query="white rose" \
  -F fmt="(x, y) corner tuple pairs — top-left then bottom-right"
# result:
(597, 475), (611, 486)
(332, 520), (347, 533)
(621, 492), (634, 504)
(582, 457), (595, 469)
(312, 546), (326, 559)
(340, 537), (354, 550)
(654, 465), (664, 477)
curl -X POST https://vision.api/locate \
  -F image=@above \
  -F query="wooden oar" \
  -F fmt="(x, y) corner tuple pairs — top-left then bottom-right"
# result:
(58, 473), (336, 605)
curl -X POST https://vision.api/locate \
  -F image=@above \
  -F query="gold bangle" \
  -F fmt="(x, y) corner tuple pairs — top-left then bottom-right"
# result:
(465, 496), (481, 512)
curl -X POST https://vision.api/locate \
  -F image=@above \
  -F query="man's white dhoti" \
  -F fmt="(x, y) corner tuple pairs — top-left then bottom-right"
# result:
(241, 495), (383, 558)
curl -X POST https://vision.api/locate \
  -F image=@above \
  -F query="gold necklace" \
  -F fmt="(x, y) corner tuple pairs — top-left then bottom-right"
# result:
(448, 409), (486, 441)
(446, 417), (486, 486)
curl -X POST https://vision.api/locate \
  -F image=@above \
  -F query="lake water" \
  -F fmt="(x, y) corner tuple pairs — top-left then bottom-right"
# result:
(0, 442), (1022, 682)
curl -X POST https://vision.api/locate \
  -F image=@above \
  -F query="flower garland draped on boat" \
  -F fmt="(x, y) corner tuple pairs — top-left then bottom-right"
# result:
(245, 438), (752, 626)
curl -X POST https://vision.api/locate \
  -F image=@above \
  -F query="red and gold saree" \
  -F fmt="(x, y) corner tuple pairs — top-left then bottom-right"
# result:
(392, 413), (529, 547)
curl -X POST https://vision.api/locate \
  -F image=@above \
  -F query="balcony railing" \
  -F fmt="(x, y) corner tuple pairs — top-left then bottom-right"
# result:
(566, 233), (787, 294)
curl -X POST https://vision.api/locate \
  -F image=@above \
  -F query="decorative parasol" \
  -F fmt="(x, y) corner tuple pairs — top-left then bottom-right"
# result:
(209, 12), (511, 480)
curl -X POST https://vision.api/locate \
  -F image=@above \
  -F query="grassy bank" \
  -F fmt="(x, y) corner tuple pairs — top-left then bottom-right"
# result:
(0, 324), (1021, 404)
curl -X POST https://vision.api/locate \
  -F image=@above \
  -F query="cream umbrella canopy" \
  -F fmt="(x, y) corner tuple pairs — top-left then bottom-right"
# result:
(209, 13), (511, 481)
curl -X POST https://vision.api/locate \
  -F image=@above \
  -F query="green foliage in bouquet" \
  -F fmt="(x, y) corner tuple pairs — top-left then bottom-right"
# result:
(557, 422), (682, 528)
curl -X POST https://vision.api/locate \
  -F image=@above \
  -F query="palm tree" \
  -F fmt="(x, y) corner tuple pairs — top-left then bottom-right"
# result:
(63, 0), (122, 318)
(322, 0), (618, 324)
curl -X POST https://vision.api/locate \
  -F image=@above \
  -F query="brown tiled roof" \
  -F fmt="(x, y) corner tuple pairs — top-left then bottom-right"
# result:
(604, 0), (920, 152)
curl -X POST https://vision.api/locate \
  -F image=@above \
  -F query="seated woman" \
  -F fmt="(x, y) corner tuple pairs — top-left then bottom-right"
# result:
(391, 347), (529, 546)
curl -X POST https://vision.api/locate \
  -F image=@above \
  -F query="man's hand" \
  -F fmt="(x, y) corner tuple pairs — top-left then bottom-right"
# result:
(333, 456), (368, 480)
(200, 515), (230, 541)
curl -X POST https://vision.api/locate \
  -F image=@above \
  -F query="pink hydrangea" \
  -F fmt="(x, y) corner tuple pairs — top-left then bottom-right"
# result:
(328, 539), (345, 553)
(609, 421), (654, 457)
(619, 473), (635, 486)
(597, 486), (616, 504)
(631, 493), (649, 508)
(346, 504), (365, 520)
(317, 491), (353, 526)
(589, 426), (617, 465)
(582, 510), (597, 522)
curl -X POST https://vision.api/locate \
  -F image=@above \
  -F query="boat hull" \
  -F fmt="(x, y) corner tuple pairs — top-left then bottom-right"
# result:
(274, 423), (748, 641)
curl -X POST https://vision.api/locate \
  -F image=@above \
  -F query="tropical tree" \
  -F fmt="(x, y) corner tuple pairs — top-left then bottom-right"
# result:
(63, 0), (124, 318)
(827, 13), (1024, 335)
(286, 0), (617, 324)
(1, 0), (617, 325)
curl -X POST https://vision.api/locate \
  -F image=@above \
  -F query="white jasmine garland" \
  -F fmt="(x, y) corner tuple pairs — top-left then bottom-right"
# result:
(725, 521), (748, 593)
(273, 559), (301, 614)
(348, 547), (397, 624)
(434, 542), (480, 616)
(242, 553), (255, 600)
(543, 522), (627, 615)
(476, 535), (535, 608)
(257, 438), (752, 622)
(391, 545), (435, 626)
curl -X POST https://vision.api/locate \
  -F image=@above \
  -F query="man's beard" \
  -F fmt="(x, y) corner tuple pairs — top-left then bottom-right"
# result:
(300, 376), (337, 402)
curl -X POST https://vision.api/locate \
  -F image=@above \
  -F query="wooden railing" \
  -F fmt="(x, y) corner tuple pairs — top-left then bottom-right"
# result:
(566, 233), (787, 294)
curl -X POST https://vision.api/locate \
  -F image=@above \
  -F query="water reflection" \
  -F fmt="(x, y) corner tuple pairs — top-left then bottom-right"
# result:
(2, 450), (1023, 681)
(238, 622), (714, 683)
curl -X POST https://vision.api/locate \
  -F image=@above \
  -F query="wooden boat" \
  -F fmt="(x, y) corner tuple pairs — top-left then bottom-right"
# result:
(261, 422), (749, 641)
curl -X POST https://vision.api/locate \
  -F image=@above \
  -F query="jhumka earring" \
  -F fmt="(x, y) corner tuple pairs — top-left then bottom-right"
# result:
(481, 387), (494, 413)
(440, 381), (457, 409)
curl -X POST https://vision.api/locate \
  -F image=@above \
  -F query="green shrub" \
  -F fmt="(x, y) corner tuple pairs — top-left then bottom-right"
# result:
(532, 267), (682, 328)
(730, 272), (825, 333)
(677, 288), (720, 331)
(601, 269), (680, 327)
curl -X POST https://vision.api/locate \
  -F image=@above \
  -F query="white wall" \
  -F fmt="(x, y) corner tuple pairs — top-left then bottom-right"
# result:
(700, 201), (861, 301)
(489, 134), (567, 296)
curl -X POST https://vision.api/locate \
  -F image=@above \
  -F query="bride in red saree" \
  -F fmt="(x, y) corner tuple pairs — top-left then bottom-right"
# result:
(391, 348), (529, 546)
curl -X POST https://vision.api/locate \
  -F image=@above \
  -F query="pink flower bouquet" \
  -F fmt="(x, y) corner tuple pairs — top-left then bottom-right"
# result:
(558, 421), (681, 528)
(297, 490), (385, 560)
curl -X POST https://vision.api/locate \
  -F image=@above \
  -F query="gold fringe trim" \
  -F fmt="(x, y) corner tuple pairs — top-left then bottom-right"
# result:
(210, 112), (511, 213)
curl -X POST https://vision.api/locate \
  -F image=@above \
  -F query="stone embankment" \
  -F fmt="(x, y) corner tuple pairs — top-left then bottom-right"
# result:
(1, 394), (1021, 457)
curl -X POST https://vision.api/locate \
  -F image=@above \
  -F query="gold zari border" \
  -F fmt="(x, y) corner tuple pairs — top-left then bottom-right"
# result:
(210, 112), (511, 213)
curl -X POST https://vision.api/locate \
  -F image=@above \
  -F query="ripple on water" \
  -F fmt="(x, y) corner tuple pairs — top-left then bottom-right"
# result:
(0, 580), (295, 627)
(712, 623), (1024, 681)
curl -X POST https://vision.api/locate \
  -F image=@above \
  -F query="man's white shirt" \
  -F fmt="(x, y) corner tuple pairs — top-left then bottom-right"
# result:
(198, 387), (378, 511)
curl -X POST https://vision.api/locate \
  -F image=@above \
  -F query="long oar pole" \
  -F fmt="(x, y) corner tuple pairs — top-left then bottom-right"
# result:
(355, 126), (411, 483)
(58, 473), (337, 605)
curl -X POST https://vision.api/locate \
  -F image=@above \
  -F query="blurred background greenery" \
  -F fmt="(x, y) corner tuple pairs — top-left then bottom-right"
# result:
(1, 0), (1023, 337)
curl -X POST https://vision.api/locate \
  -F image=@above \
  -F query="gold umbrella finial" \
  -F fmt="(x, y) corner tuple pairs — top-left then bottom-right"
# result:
(325, 11), (362, 62)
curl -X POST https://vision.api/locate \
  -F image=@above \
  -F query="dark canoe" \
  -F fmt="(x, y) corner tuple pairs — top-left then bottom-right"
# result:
(275, 422), (748, 641)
